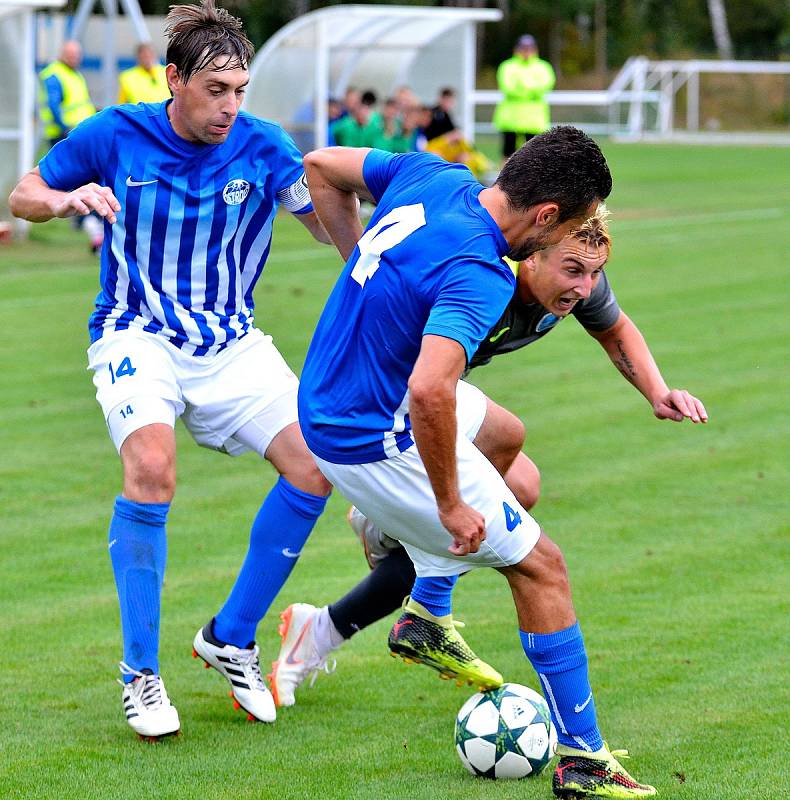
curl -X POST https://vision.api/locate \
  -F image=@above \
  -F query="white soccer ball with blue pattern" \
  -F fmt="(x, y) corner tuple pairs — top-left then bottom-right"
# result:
(455, 683), (557, 779)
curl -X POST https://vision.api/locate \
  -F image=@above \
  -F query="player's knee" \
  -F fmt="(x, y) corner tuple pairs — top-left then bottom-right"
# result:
(122, 448), (176, 502)
(509, 457), (541, 510)
(283, 456), (332, 497)
(512, 533), (569, 592)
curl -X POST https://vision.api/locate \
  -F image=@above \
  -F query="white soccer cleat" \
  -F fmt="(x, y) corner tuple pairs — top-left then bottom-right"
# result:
(268, 603), (335, 708)
(118, 662), (180, 740)
(192, 623), (276, 723)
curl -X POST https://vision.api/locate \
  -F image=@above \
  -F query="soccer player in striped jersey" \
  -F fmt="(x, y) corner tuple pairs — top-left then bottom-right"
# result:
(10, 0), (334, 739)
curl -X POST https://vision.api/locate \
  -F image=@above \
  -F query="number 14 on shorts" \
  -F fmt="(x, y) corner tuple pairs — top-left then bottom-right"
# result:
(109, 356), (137, 385)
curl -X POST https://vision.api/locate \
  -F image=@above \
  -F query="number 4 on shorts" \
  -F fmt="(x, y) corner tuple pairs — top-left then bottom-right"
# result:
(109, 356), (137, 385)
(503, 501), (522, 532)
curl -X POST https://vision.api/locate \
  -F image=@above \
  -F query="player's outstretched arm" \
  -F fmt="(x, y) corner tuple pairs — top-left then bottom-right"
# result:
(409, 335), (486, 555)
(9, 167), (120, 224)
(590, 311), (708, 423)
(303, 147), (374, 261)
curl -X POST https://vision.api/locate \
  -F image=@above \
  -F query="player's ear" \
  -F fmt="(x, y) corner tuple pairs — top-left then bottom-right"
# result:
(165, 63), (181, 94)
(535, 202), (559, 228)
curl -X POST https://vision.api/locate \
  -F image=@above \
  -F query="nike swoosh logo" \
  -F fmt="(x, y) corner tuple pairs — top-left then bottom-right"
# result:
(282, 548), (301, 558)
(574, 692), (593, 713)
(284, 619), (313, 665)
(108, 538), (117, 550)
(126, 177), (158, 187)
(489, 326), (510, 343)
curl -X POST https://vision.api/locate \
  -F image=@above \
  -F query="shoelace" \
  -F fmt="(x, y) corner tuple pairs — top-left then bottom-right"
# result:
(230, 645), (267, 691)
(117, 661), (165, 710)
(307, 657), (337, 689)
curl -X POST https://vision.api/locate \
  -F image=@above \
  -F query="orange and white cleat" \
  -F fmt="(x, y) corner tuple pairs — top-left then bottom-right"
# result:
(268, 603), (336, 708)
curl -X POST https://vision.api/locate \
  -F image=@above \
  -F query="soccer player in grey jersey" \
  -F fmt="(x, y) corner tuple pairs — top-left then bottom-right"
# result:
(271, 206), (707, 707)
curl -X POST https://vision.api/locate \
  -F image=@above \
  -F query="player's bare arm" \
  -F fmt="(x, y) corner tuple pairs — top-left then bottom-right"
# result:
(409, 334), (486, 556)
(590, 311), (708, 423)
(303, 146), (373, 261)
(9, 166), (120, 224)
(295, 209), (333, 245)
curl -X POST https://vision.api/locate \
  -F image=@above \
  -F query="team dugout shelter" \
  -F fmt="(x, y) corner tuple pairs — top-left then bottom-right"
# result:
(243, 4), (501, 153)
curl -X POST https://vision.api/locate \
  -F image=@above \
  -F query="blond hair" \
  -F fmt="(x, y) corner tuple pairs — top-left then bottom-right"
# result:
(570, 203), (611, 254)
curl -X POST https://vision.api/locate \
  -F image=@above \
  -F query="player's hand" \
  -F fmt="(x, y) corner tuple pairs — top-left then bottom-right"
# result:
(439, 501), (487, 556)
(653, 389), (708, 423)
(52, 183), (121, 224)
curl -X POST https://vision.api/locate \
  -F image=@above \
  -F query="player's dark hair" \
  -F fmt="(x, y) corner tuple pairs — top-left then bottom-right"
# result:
(496, 126), (612, 223)
(361, 90), (377, 106)
(165, 0), (254, 83)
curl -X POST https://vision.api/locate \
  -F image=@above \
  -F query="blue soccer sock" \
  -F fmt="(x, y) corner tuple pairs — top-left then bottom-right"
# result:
(411, 575), (458, 617)
(108, 495), (169, 683)
(520, 622), (604, 752)
(213, 477), (329, 648)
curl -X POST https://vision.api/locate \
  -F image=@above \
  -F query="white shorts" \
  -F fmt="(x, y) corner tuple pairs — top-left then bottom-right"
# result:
(313, 435), (540, 578)
(87, 328), (299, 456)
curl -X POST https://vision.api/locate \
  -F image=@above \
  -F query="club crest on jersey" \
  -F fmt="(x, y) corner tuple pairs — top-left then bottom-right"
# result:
(536, 313), (562, 333)
(223, 179), (251, 205)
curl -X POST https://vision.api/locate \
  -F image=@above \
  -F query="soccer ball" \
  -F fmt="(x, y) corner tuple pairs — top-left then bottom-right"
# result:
(455, 683), (557, 779)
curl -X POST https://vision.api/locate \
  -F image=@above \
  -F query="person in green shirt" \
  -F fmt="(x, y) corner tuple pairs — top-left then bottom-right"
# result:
(493, 35), (556, 161)
(330, 90), (381, 148)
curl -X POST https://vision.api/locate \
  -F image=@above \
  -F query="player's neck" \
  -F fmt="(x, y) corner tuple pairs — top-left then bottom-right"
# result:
(479, 187), (539, 251)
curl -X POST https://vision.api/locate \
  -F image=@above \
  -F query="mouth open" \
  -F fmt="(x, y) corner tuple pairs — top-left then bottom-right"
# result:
(556, 296), (577, 312)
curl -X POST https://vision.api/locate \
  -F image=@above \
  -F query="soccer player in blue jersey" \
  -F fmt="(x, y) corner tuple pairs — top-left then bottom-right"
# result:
(272, 208), (707, 708)
(295, 133), (657, 797)
(10, 0), (333, 739)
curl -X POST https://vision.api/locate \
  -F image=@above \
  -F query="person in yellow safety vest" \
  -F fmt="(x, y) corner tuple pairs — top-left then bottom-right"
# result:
(38, 40), (96, 146)
(38, 40), (102, 254)
(118, 43), (169, 105)
(493, 34), (556, 162)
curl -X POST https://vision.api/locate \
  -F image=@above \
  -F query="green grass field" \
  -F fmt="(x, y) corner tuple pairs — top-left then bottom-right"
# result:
(1, 143), (788, 800)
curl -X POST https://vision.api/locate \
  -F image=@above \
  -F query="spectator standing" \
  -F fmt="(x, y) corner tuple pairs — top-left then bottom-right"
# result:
(118, 43), (169, 104)
(38, 40), (103, 253)
(493, 35), (556, 161)
(38, 40), (96, 146)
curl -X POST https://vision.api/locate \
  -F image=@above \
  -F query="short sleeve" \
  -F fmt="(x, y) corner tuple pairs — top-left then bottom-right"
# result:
(423, 262), (516, 363)
(267, 123), (314, 215)
(572, 270), (621, 331)
(38, 109), (112, 190)
(362, 149), (402, 202)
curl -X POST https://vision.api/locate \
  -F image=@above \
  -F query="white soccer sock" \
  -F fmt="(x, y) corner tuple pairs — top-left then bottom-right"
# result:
(313, 606), (345, 660)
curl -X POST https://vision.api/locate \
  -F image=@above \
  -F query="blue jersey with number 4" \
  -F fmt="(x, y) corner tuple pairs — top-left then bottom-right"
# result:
(298, 150), (515, 465)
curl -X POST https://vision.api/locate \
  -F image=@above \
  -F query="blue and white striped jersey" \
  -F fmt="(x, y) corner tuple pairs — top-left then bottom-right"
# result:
(39, 101), (313, 356)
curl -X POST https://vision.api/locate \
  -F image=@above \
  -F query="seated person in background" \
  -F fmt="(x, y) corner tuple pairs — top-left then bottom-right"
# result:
(372, 98), (414, 153)
(423, 87), (492, 180)
(394, 85), (418, 116)
(326, 97), (344, 145)
(330, 90), (380, 148)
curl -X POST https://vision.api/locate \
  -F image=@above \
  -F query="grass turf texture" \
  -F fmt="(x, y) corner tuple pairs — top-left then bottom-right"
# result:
(1, 143), (788, 800)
